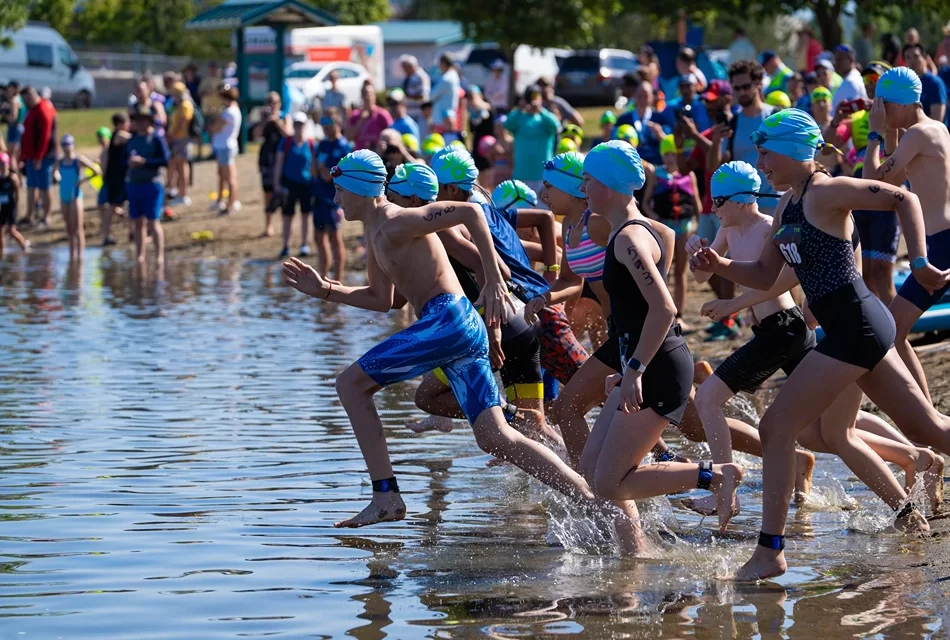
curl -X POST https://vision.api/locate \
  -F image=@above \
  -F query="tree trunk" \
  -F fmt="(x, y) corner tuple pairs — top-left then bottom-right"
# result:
(812, 0), (843, 49)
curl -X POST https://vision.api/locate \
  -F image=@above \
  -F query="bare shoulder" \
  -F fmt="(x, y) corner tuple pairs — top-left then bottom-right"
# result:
(643, 217), (675, 252)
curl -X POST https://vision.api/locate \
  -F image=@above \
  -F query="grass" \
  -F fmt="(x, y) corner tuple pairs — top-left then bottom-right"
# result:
(56, 108), (117, 150)
(577, 105), (618, 140)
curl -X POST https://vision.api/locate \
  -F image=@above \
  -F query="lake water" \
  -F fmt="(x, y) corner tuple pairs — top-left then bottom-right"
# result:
(1, 247), (948, 638)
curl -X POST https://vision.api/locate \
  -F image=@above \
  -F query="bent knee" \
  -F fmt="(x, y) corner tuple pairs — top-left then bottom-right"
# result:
(336, 364), (376, 400)
(592, 468), (627, 501)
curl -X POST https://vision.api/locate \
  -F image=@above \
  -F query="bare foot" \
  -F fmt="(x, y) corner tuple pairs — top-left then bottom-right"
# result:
(734, 546), (787, 581)
(712, 463), (744, 532)
(334, 492), (407, 528)
(512, 408), (564, 448)
(918, 449), (945, 514)
(693, 360), (714, 384)
(794, 449), (815, 505)
(682, 492), (718, 516)
(894, 507), (930, 535)
(262, 227), (275, 238)
(406, 415), (455, 434)
(614, 511), (656, 556)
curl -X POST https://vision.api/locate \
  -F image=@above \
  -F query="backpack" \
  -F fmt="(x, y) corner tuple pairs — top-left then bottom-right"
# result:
(189, 103), (205, 139)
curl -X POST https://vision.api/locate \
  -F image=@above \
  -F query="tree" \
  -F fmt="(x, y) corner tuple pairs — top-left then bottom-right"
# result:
(29, 0), (75, 34)
(314, 0), (389, 25)
(0, 1), (30, 45)
(435, 0), (620, 96)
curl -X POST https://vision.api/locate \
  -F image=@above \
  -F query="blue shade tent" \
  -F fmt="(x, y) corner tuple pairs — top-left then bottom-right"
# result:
(185, 0), (337, 151)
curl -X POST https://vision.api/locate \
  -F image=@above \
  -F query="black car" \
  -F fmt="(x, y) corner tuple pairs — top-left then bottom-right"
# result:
(555, 49), (639, 105)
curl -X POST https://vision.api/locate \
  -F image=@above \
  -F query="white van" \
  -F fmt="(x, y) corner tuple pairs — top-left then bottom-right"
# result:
(0, 23), (96, 108)
(463, 45), (568, 96)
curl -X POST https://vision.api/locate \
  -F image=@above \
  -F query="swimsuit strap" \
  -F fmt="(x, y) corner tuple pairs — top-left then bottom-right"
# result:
(792, 170), (819, 205)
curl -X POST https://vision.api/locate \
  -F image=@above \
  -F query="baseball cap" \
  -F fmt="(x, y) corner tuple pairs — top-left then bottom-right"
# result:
(834, 44), (855, 57)
(524, 84), (542, 100)
(491, 59), (505, 70)
(702, 79), (733, 101)
(61, 134), (75, 146)
(815, 59), (834, 71)
(387, 88), (405, 103)
(292, 111), (308, 124)
(759, 50), (777, 65)
(678, 73), (698, 87)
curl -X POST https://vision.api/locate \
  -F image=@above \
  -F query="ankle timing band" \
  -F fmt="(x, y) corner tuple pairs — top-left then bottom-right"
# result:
(697, 461), (713, 490)
(758, 531), (785, 550)
(372, 477), (400, 493)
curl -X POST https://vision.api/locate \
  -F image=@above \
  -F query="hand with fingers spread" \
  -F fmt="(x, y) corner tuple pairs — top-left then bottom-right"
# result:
(476, 282), (515, 327)
(618, 371), (644, 414)
(283, 257), (328, 299)
(689, 245), (724, 273)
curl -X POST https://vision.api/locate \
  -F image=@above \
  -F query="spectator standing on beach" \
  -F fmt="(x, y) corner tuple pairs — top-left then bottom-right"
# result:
(254, 92), (291, 238)
(830, 44), (867, 111)
(209, 84), (241, 215)
(400, 55), (430, 122)
(322, 71), (348, 119)
(346, 82), (393, 151)
(20, 86), (57, 227)
(728, 28), (756, 65)
(538, 77), (584, 127)
(429, 55), (461, 143)
(3, 82), (26, 163)
(166, 82), (195, 206)
(485, 59), (509, 115)
(504, 85), (559, 195)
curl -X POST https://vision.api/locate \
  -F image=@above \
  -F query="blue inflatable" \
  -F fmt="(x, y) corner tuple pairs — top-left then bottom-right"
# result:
(816, 270), (950, 340)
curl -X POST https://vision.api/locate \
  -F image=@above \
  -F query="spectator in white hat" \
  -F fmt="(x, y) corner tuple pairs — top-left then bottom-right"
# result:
(484, 58), (509, 113)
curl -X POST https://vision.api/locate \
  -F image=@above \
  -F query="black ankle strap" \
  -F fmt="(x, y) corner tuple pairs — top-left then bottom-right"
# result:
(697, 461), (713, 490)
(372, 477), (400, 493)
(895, 502), (914, 520)
(655, 449), (676, 463)
(758, 531), (785, 550)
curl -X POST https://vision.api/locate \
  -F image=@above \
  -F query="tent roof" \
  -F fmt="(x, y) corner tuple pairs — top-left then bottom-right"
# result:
(185, 0), (337, 31)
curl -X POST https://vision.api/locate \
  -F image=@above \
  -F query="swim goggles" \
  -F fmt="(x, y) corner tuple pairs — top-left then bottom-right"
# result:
(543, 159), (581, 180)
(712, 192), (782, 207)
(749, 130), (841, 156)
(329, 165), (386, 185)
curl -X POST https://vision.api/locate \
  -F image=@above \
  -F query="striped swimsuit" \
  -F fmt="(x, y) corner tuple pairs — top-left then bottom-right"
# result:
(564, 210), (606, 282)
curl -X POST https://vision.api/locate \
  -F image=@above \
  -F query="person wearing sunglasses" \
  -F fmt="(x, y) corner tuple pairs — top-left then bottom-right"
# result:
(284, 149), (606, 528)
(708, 60), (781, 215)
(862, 66), (950, 406)
(691, 108), (950, 581)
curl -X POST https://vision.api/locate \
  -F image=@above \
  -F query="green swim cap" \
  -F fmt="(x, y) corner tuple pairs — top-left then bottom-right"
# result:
(557, 137), (578, 153)
(601, 110), (617, 126)
(765, 91), (791, 109)
(616, 124), (639, 147)
(659, 134), (680, 156)
(422, 133), (446, 156)
(96, 127), (112, 140)
(402, 133), (420, 152)
(810, 87), (832, 103)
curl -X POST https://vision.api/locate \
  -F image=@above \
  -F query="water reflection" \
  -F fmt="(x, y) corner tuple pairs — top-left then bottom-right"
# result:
(0, 246), (945, 638)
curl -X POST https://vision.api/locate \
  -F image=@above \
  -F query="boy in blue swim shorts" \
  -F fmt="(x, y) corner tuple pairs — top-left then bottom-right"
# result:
(125, 105), (169, 264)
(863, 67), (950, 403)
(283, 149), (599, 528)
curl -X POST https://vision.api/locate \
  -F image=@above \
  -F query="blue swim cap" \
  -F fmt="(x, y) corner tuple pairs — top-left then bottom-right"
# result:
(492, 180), (538, 210)
(543, 151), (585, 198)
(431, 149), (478, 192)
(876, 67), (922, 106)
(751, 108), (824, 162)
(583, 140), (645, 196)
(387, 162), (438, 202)
(711, 161), (761, 204)
(333, 149), (387, 197)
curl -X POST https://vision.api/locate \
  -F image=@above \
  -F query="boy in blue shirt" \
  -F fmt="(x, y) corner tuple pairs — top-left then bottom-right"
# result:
(274, 111), (316, 259)
(124, 105), (169, 264)
(313, 111), (353, 280)
(387, 89), (420, 140)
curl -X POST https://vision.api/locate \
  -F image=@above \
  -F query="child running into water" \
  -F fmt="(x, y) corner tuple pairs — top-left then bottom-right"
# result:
(0, 153), (29, 255)
(125, 105), (169, 264)
(282, 149), (616, 531)
(57, 134), (100, 259)
(642, 134), (702, 324)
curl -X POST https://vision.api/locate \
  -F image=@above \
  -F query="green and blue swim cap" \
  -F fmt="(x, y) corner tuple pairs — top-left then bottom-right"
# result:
(431, 148), (479, 192)
(492, 180), (537, 210)
(583, 140), (645, 196)
(710, 161), (761, 204)
(751, 108), (826, 162)
(332, 149), (387, 197)
(542, 151), (585, 198)
(422, 133), (446, 156)
(876, 67), (922, 105)
(387, 162), (438, 202)
(616, 124), (639, 147)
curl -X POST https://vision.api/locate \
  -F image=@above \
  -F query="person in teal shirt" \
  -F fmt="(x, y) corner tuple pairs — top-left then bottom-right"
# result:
(504, 85), (560, 195)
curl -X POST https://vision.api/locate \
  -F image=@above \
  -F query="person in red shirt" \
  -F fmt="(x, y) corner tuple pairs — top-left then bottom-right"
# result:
(345, 82), (393, 151)
(19, 86), (58, 226)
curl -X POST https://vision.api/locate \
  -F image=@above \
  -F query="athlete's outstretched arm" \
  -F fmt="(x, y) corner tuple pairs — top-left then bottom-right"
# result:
(283, 242), (394, 312)
(515, 209), (558, 272)
(690, 206), (787, 291)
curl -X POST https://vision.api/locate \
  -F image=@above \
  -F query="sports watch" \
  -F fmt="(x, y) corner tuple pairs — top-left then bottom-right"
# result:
(625, 357), (647, 374)
(911, 256), (930, 270)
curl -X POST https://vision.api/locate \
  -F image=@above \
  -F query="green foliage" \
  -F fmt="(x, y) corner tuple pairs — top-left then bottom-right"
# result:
(436, 0), (621, 50)
(0, 1), (30, 46)
(29, 0), (75, 33)
(312, 0), (389, 25)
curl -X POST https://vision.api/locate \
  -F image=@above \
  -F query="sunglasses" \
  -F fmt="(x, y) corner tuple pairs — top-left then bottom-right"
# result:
(329, 165), (385, 185)
(732, 82), (755, 92)
(863, 74), (880, 87)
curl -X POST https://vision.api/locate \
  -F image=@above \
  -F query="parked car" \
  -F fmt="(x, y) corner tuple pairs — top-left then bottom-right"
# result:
(555, 49), (638, 105)
(462, 45), (567, 97)
(284, 61), (370, 109)
(0, 22), (96, 108)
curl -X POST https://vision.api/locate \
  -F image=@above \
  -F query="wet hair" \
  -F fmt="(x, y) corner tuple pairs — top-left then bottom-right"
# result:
(112, 112), (129, 126)
(728, 59), (765, 84)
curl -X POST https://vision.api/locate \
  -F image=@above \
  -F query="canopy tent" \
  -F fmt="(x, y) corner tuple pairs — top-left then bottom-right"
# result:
(186, 0), (337, 149)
